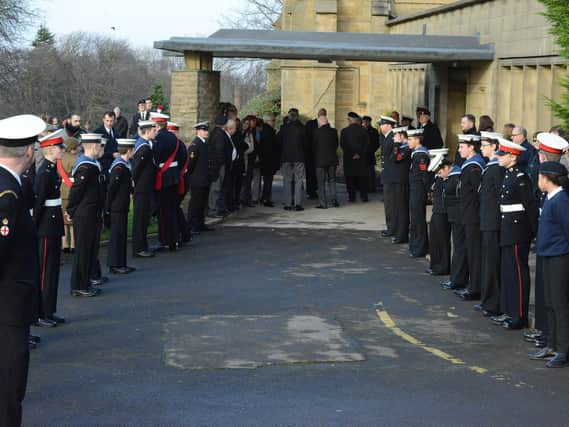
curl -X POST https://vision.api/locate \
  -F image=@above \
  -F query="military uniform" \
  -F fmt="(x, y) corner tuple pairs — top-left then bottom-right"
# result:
(391, 139), (411, 243)
(408, 143), (430, 256)
(188, 133), (211, 232)
(429, 173), (451, 275)
(0, 114), (45, 427)
(173, 129), (191, 244)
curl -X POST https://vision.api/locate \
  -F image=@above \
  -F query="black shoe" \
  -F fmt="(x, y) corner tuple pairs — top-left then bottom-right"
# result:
(380, 230), (392, 238)
(503, 319), (527, 330)
(315, 205), (327, 209)
(491, 314), (511, 325)
(459, 290), (480, 301)
(135, 250), (155, 258)
(294, 205), (304, 211)
(109, 267), (131, 275)
(361, 198), (369, 203)
(546, 353), (569, 368)
(63, 248), (70, 254)
(331, 199), (340, 207)
(284, 206), (293, 211)
(453, 288), (468, 296)
(523, 329), (543, 340)
(263, 201), (275, 207)
(48, 314), (66, 324)
(200, 226), (215, 232)
(473, 304), (483, 312)
(90, 279), (103, 286)
(71, 289), (99, 297)
(441, 281), (464, 291)
(482, 309), (500, 317)
(392, 238), (406, 244)
(29, 340), (37, 350)
(529, 347), (556, 360)
(34, 318), (57, 328)
(29, 334), (41, 344)
(408, 252), (425, 258)
(534, 337), (547, 348)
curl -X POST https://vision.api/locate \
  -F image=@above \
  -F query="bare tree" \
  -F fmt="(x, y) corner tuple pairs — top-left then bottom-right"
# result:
(0, 0), (35, 47)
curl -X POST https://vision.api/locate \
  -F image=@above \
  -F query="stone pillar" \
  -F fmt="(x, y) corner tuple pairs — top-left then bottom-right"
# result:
(170, 51), (220, 142)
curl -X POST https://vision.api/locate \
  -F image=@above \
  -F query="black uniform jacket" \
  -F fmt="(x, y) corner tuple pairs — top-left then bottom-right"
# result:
(0, 167), (39, 326)
(153, 128), (180, 188)
(313, 124), (339, 168)
(409, 148), (431, 192)
(420, 120), (444, 149)
(366, 126), (380, 166)
(444, 166), (461, 223)
(499, 166), (539, 246)
(392, 142), (412, 184)
(431, 176), (446, 214)
(106, 159), (132, 214)
(458, 155), (485, 225)
(341, 123), (369, 177)
(132, 138), (156, 193)
(34, 159), (64, 238)
(188, 137), (210, 188)
(479, 159), (505, 231)
(67, 157), (105, 219)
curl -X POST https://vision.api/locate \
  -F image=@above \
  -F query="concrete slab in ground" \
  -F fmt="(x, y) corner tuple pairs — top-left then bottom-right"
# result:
(164, 314), (365, 370)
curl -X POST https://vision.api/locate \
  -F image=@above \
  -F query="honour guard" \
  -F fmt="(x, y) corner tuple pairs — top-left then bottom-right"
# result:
(391, 126), (411, 244)
(407, 128), (430, 257)
(454, 134), (485, 301)
(187, 122), (213, 234)
(378, 115), (398, 237)
(493, 138), (538, 329)
(67, 133), (106, 297)
(34, 129), (67, 326)
(477, 132), (505, 317)
(427, 159), (452, 275)
(0, 114), (45, 427)
(106, 139), (136, 274)
(131, 120), (156, 258)
(151, 112), (180, 251)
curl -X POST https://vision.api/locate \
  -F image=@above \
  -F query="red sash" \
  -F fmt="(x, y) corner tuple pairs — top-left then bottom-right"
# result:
(155, 138), (180, 191)
(177, 146), (189, 196)
(56, 160), (73, 188)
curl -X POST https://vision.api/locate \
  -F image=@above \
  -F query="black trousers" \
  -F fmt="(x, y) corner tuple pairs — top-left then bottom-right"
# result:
(500, 243), (530, 325)
(89, 220), (102, 281)
(261, 172), (274, 202)
(450, 222), (468, 286)
(480, 230), (501, 313)
(38, 236), (61, 318)
(108, 212), (128, 268)
(71, 217), (99, 291)
(543, 254), (569, 353)
(157, 186), (179, 248)
(231, 169), (243, 209)
(305, 150), (318, 197)
(383, 182), (395, 234)
(391, 183), (409, 243)
(409, 187), (428, 256)
(346, 176), (368, 202)
(0, 325), (29, 427)
(534, 256), (548, 334)
(177, 194), (191, 243)
(132, 192), (153, 254)
(429, 213), (451, 275)
(464, 223), (482, 294)
(188, 186), (209, 232)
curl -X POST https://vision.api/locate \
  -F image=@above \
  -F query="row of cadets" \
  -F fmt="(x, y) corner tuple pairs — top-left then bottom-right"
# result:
(390, 125), (411, 244)
(407, 128), (431, 258)
(34, 130), (67, 326)
(131, 120), (156, 258)
(67, 133), (106, 297)
(105, 138), (136, 274)
(187, 122), (213, 234)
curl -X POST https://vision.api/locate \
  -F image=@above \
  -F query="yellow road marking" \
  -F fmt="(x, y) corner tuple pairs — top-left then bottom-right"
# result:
(376, 309), (488, 375)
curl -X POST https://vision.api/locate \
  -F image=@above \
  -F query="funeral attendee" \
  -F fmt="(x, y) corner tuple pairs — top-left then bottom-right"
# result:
(379, 115), (397, 237)
(187, 122), (212, 234)
(240, 116), (258, 208)
(460, 114), (478, 136)
(106, 139), (136, 274)
(279, 108), (306, 211)
(62, 113), (85, 139)
(130, 99), (148, 137)
(512, 126), (539, 187)
(454, 134), (485, 301)
(493, 138), (538, 329)
(113, 107), (129, 139)
(417, 107), (443, 149)
(67, 133), (105, 297)
(390, 126), (412, 244)
(401, 115), (415, 130)
(305, 108), (327, 199)
(530, 161), (569, 367)
(390, 111), (400, 124)
(208, 114), (232, 217)
(0, 114), (45, 427)
(224, 120), (239, 210)
(479, 115), (495, 132)
(341, 112), (370, 203)
(407, 128), (430, 258)
(59, 137), (79, 254)
(313, 116), (339, 209)
(131, 120), (156, 258)
(258, 113), (281, 207)
(34, 130), (67, 327)
(94, 111), (119, 173)
(477, 132), (505, 317)
(502, 123), (515, 141)
(145, 98), (154, 113)
(362, 115), (380, 193)
(152, 112), (181, 251)
(427, 159), (452, 276)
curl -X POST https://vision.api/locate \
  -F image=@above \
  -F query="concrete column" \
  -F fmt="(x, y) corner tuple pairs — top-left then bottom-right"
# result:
(170, 51), (219, 142)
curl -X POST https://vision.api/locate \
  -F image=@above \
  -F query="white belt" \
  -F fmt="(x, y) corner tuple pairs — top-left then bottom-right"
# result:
(158, 161), (178, 168)
(44, 198), (62, 207)
(500, 204), (525, 213)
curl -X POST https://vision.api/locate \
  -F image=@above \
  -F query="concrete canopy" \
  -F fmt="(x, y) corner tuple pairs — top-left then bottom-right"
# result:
(154, 29), (494, 63)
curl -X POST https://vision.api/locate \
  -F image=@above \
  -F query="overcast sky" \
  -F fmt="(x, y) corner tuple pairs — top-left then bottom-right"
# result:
(31, 0), (246, 48)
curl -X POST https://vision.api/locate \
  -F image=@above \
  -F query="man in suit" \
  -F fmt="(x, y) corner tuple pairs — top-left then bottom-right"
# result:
(113, 107), (129, 139)
(130, 99), (148, 137)
(362, 116), (380, 193)
(341, 112), (370, 203)
(304, 108), (327, 199)
(188, 122), (212, 234)
(258, 113), (281, 207)
(314, 116), (339, 208)
(417, 107), (444, 150)
(279, 108), (306, 211)
(207, 114), (233, 217)
(93, 111), (119, 173)
(0, 114), (46, 427)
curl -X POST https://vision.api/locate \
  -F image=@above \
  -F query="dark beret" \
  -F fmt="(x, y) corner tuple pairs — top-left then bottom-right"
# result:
(539, 161), (568, 176)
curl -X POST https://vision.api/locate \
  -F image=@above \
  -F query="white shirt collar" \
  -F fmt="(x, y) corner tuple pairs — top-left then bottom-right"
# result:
(547, 186), (564, 200)
(198, 136), (206, 143)
(0, 163), (22, 186)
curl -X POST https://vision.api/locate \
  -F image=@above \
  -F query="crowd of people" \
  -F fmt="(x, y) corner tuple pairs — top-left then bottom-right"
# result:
(2, 98), (569, 426)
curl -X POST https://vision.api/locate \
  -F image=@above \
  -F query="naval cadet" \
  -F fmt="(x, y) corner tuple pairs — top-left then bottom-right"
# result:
(106, 138), (136, 274)
(454, 134), (485, 301)
(427, 159), (452, 276)
(131, 120), (156, 258)
(477, 132), (505, 317)
(530, 161), (569, 367)
(0, 114), (46, 427)
(390, 126), (412, 244)
(378, 116), (400, 238)
(493, 138), (538, 329)
(34, 129), (67, 326)
(67, 133), (106, 297)
(407, 128), (430, 257)
(187, 122), (213, 234)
